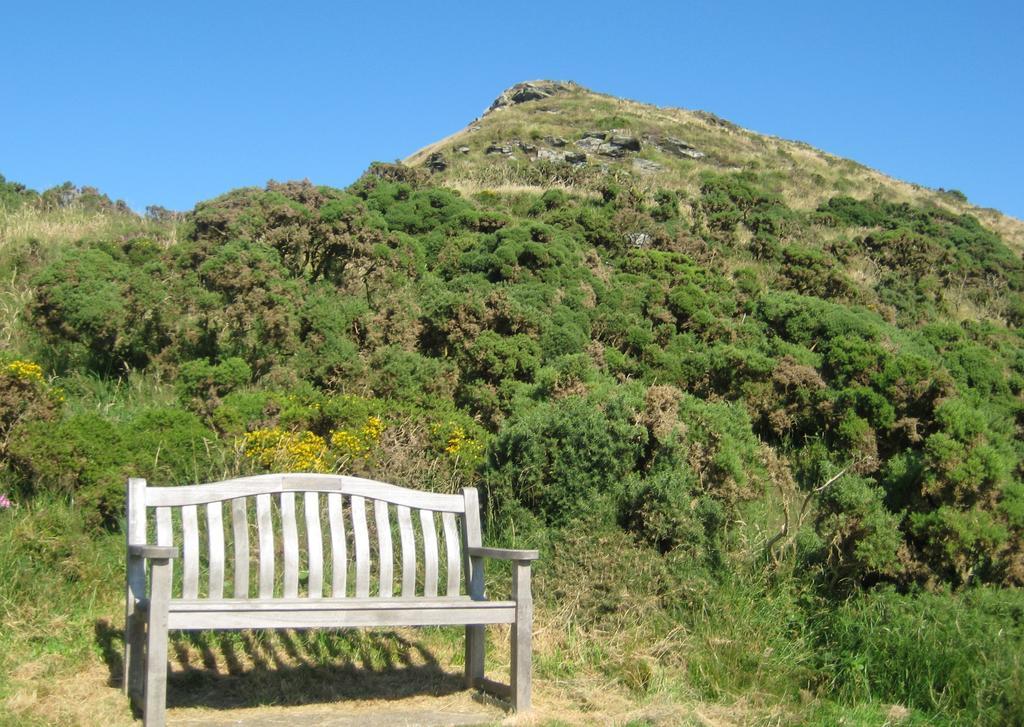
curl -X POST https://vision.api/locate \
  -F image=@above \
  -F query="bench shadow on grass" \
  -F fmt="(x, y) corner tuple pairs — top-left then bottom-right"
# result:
(94, 619), (468, 711)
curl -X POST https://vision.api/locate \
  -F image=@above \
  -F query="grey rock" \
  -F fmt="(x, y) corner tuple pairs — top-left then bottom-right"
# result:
(537, 148), (561, 161)
(425, 152), (447, 173)
(487, 80), (577, 113)
(608, 132), (641, 151)
(547, 136), (568, 147)
(518, 142), (537, 154)
(582, 130), (607, 140)
(485, 143), (513, 155)
(597, 142), (627, 158)
(576, 137), (605, 151)
(627, 232), (653, 248)
(655, 135), (705, 159)
(564, 151), (587, 165)
(456, 146), (471, 154)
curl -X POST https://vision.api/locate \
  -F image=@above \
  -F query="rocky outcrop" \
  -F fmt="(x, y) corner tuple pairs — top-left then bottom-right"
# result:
(425, 152), (448, 173)
(487, 81), (578, 113)
(649, 135), (705, 159)
(575, 129), (642, 158)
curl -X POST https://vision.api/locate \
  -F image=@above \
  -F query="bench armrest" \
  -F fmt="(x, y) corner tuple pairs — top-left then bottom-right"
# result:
(128, 544), (180, 560)
(467, 546), (539, 562)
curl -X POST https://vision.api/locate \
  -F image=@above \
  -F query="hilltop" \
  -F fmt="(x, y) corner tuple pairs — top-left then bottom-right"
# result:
(407, 80), (1024, 253)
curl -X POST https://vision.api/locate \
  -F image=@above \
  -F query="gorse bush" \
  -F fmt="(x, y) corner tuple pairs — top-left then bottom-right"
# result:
(8, 171), (1024, 591)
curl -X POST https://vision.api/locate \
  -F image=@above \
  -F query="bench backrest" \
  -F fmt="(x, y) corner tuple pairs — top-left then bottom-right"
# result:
(127, 474), (482, 601)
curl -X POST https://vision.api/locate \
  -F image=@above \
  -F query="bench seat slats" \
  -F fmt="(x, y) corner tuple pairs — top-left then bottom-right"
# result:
(281, 492), (299, 598)
(374, 499), (393, 598)
(305, 493), (323, 598)
(328, 493), (346, 597)
(167, 596), (511, 611)
(145, 474), (465, 512)
(231, 498), (249, 598)
(166, 604), (517, 630)
(256, 494), (274, 598)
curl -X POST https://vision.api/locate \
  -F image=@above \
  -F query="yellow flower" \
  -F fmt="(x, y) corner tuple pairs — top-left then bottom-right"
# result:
(242, 428), (328, 472)
(5, 360), (44, 383)
(330, 416), (385, 461)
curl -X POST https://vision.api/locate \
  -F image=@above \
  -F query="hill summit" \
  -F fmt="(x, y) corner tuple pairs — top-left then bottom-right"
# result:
(408, 80), (1024, 252)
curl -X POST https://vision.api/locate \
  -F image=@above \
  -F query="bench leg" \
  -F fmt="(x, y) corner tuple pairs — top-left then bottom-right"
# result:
(465, 624), (485, 688)
(143, 561), (172, 727)
(510, 562), (533, 712)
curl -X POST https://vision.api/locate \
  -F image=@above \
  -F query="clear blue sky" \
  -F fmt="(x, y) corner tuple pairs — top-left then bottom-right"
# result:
(5, 1), (1023, 220)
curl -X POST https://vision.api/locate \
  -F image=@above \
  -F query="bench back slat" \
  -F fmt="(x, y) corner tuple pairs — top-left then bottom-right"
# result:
(156, 506), (174, 586)
(305, 493), (323, 598)
(182, 505), (200, 599)
(420, 509), (439, 598)
(442, 511), (461, 596)
(207, 502), (225, 599)
(256, 494), (275, 598)
(374, 500), (394, 598)
(281, 492), (299, 598)
(231, 498), (249, 598)
(327, 492), (346, 597)
(352, 495), (371, 598)
(131, 476), (476, 603)
(397, 505), (416, 597)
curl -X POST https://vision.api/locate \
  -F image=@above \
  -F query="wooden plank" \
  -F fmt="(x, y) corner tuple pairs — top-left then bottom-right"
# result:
(327, 493), (346, 597)
(256, 494), (274, 598)
(420, 509), (438, 598)
(168, 595), (514, 611)
(511, 561), (534, 712)
(167, 604), (517, 630)
(124, 478), (148, 696)
(305, 493), (323, 598)
(231, 498), (249, 599)
(207, 502), (224, 599)
(374, 500), (393, 598)
(281, 492), (299, 599)
(461, 487), (485, 688)
(351, 495), (370, 598)
(466, 546), (540, 561)
(145, 473), (465, 512)
(181, 505), (199, 599)
(442, 511), (461, 596)
(396, 505), (416, 597)
(144, 558), (173, 726)
(127, 544), (178, 559)
(155, 506), (173, 587)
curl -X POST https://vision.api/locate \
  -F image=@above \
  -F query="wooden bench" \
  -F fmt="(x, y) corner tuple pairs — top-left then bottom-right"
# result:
(123, 473), (538, 727)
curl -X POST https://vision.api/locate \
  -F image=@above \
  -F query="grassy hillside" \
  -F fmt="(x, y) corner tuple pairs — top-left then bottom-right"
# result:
(1, 81), (1023, 725)
(407, 81), (1024, 255)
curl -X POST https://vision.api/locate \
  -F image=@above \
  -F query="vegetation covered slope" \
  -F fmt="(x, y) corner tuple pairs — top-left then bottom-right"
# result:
(1, 81), (1023, 725)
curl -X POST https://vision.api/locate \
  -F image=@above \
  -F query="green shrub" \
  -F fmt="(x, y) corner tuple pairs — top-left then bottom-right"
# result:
(485, 396), (642, 526)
